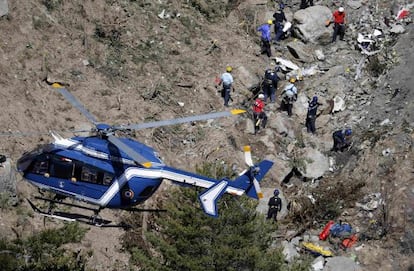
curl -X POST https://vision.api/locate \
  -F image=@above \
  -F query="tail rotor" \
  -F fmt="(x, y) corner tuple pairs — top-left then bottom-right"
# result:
(243, 146), (264, 199)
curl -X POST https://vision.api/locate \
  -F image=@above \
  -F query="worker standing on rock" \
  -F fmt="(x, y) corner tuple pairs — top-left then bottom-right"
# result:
(217, 66), (234, 107)
(262, 67), (279, 103)
(252, 94), (268, 134)
(267, 189), (282, 223)
(257, 20), (273, 57)
(305, 96), (321, 134)
(272, 5), (286, 44)
(331, 7), (346, 42)
(332, 128), (352, 151)
(280, 77), (298, 117)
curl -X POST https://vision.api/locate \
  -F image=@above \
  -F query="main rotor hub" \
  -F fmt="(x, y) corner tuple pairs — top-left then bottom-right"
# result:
(95, 123), (113, 137)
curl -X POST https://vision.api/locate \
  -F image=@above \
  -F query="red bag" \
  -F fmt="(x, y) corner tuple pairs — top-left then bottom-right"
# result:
(319, 220), (335, 240)
(341, 234), (358, 249)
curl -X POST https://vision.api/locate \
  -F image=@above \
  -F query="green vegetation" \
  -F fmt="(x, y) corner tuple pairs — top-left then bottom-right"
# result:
(0, 223), (89, 271)
(122, 161), (311, 271)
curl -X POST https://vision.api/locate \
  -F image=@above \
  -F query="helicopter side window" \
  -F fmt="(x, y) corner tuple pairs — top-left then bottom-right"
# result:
(81, 167), (98, 184)
(32, 161), (49, 175)
(49, 156), (74, 179)
(102, 172), (114, 186)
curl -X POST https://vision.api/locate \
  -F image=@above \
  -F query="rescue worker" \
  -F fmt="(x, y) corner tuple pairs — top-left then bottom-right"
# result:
(257, 20), (273, 57)
(272, 7), (286, 43)
(331, 7), (346, 42)
(267, 189), (282, 222)
(280, 77), (298, 117)
(262, 68), (279, 103)
(252, 94), (268, 134)
(305, 96), (321, 134)
(332, 128), (352, 151)
(218, 66), (234, 107)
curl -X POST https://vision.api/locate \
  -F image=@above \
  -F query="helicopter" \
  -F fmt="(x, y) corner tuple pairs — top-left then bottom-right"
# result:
(13, 82), (274, 227)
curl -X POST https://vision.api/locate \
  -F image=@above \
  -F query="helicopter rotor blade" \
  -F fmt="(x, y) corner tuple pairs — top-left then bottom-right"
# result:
(243, 145), (263, 199)
(114, 109), (246, 131)
(107, 134), (152, 168)
(0, 129), (92, 137)
(51, 83), (99, 126)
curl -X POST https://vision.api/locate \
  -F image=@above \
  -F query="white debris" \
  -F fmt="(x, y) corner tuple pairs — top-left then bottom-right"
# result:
(158, 9), (166, 19)
(274, 57), (300, 71)
(332, 96), (346, 112)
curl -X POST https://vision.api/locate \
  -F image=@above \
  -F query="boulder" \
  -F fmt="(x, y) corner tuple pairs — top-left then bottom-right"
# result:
(268, 112), (296, 138)
(282, 240), (300, 263)
(0, 0), (8, 17)
(297, 147), (329, 178)
(269, 155), (293, 184)
(347, 0), (362, 10)
(236, 65), (260, 90)
(285, 40), (315, 63)
(324, 256), (361, 271)
(293, 6), (333, 45)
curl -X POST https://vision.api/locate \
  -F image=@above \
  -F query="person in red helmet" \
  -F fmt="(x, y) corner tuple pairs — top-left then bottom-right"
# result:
(331, 7), (346, 42)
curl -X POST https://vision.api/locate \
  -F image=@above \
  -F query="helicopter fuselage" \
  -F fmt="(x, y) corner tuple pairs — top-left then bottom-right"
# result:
(17, 136), (164, 208)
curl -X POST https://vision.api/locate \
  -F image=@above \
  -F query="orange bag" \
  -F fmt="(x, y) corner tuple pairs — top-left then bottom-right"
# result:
(341, 234), (358, 249)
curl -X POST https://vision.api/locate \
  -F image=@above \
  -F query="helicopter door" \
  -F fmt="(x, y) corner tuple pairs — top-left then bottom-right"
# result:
(49, 156), (74, 179)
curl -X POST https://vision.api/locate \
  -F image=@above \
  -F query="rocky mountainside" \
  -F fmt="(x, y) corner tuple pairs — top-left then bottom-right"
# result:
(0, 0), (413, 270)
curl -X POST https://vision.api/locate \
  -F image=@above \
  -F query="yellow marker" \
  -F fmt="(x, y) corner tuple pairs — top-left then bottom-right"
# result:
(52, 83), (63, 88)
(243, 145), (251, 152)
(257, 192), (264, 199)
(230, 109), (246, 115)
(142, 162), (152, 168)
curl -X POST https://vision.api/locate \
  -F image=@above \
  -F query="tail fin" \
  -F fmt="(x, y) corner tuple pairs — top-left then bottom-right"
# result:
(231, 160), (274, 199)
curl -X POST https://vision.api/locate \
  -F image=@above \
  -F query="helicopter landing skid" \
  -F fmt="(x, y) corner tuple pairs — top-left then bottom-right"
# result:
(27, 198), (131, 229)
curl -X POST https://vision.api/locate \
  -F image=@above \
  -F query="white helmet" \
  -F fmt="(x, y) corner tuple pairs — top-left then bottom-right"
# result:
(258, 94), (265, 99)
(338, 7), (344, 12)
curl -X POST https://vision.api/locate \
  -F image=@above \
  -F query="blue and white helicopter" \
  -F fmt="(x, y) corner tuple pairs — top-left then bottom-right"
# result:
(15, 82), (273, 227)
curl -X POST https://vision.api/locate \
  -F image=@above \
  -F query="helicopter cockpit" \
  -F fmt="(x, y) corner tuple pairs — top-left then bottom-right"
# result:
(18, 144), (115, 186)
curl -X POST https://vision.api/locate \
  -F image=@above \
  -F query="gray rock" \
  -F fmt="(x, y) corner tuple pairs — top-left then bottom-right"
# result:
(312, 256), (325, 271)
(347, 0), (362, 10)
(282, 240), (300, 263)
(236, 65), (260, 90)
(389, 24), (405, 34)
(293, 6), (332, 45)
(324, 256), (361, 271)
(286, 41), (315, 63)
(297, 147), (329, 179)
(0, 0), (8, 17)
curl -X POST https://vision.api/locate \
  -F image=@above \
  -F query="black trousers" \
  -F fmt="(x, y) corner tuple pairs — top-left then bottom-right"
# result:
(253, 112), (267, 133)
(260, 38), (271, 57)
(332, 23), (345, 42)
(306, 115), (316, 133)
(267, 207), (279, 222)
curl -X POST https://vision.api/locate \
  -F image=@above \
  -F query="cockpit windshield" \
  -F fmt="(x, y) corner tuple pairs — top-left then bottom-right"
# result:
(17, 144), (54, 172)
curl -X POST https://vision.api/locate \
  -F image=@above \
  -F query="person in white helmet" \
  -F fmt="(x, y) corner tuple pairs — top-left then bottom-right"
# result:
(331, 7), (346, 42)
(252, 93), (268, 134)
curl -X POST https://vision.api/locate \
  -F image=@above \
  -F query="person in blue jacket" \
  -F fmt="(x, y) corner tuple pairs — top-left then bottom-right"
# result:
(332, 128), (352, 151)
(257, 20), (273, 57)
(305, 96), (321, 134)
(267, 189), (282, 222)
